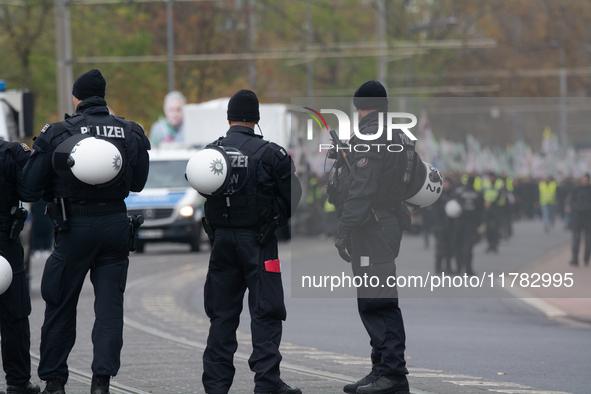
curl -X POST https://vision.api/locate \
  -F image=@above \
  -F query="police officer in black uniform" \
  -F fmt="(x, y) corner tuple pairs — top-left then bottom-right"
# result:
(431, 178), (456, 274)
(201, 90), (302, 394)
(569, 173), (591, 266)
(0, 140), (41, 394)
(454, 176), (484, 276)
(22, 69), (150, 394)
(334, 81), (412, 394)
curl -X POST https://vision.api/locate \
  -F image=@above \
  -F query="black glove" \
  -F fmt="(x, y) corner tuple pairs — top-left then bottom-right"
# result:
(335, 231), (352, 263)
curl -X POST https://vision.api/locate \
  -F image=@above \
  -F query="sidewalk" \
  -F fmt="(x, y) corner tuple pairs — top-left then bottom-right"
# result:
(522, 244), (591, 323)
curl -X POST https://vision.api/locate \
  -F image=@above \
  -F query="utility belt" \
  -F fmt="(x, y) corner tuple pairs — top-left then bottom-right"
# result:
(46, 198), (127, 233)
(216, 225), (261, 233)
(203, 214), (281, 246)
(67, 201), (127, 217)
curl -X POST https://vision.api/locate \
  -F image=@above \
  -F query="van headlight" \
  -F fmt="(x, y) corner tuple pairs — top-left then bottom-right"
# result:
(179, 205), (194, 217)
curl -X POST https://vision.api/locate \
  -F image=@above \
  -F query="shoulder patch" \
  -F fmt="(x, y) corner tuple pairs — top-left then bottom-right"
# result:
(20, 143), (31, 152)
(357, 157), (369, 168)
(40, 124), (50, 133)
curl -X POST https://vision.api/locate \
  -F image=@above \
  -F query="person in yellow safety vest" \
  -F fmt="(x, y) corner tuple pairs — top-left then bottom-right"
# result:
(505, 177), (514, 193)
(497, 172), (514, 239)
(483, 172), (502, 253)
(474, 175), (482, 192)
(462, 173), (482, 191)
(539, 175), (557, 233)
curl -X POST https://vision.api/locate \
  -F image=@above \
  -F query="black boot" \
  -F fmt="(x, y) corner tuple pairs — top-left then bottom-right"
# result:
(343, 371), (379, 394)
(356, 376), (409, 394)
(90, 376), (110, 394)
(254, 382), (301, 394)
(6, 382), (40, 394)
(41, 380), (65, 394)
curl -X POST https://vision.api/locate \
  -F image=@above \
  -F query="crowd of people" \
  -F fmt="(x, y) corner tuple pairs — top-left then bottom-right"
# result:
(301, 170), (591, 272)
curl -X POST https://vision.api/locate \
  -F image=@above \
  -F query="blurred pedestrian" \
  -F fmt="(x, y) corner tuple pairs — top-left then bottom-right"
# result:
(419, 205), (434, 249)
(497, 172), (513, 240)
(558, 177), (575, 230)
(539, 176), (557, 233)
(149, 90), (186, 147)
(431, 178), (456, 274)
(483, 172), (501, 253)
(512, 178), (523, 220)
(0, 140), (41, 394)
(454, 176), (485, 275)
(569, 173), (591, 266)
(522, 176), (538, 219)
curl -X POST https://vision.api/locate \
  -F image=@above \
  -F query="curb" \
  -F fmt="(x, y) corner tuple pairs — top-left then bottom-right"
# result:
(510, 242), (591, 327)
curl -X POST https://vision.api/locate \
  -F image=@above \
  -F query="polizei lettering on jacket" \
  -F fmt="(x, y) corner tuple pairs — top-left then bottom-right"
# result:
(228, 153), (249, 186)
(81, 126), (125, 138)
(230, 154), (248, 168)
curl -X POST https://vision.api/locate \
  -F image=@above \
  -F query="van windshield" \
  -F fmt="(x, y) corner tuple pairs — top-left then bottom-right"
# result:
(144, 160), (190, 189)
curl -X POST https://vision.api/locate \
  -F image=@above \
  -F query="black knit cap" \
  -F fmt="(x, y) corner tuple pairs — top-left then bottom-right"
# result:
(72, 69), (106, 100)
(353, 80), (388, 111)
(227, 89), (260, 122)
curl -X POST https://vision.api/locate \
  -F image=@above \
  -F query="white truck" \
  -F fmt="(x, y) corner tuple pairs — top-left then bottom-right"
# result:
(183, 97), (292, 148)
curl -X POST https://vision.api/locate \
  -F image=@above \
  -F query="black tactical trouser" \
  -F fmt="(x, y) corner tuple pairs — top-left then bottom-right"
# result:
(0, 234), (32, 386)
(572, 211), (591, 264)
(202, 229), (286, 394)
(433, 224), (454, 274)
(38, 213), (129, 383)
(350, 215), (408, 378)
(485, 207), (499, 249)
(455, 224), (477, 275)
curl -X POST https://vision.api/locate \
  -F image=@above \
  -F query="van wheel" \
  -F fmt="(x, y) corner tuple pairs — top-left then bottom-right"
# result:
(135, 241), (145, 253)
(190, 230), (201, 252)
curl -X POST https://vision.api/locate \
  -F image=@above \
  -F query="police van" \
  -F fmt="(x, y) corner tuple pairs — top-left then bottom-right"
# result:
(125, 148), (204, 253)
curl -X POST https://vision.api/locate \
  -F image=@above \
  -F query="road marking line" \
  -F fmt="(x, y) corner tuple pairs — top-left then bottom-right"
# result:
(446, 380), (530, 388)
(30, 353), (150, 394)
(490, 391), (574, 394)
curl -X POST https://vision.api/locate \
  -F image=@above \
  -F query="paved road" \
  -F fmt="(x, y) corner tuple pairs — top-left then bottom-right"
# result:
(4, 218), (589, 394)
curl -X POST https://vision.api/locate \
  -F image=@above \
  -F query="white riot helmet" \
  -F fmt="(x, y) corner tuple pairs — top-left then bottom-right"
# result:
(445, 199), (463, 218)
(404, 159), (443, 208)
(0, 255), (13, 295)
(186, 145), (250, 197)
(186, 146), (231, 196)
(53, 134), (125, 186)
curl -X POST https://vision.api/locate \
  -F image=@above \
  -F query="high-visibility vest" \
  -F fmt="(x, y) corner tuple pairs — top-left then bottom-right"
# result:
(324, 199), (336, 213)
(462, 174), (469, 185)
(462, 174), (483, 191)
(306, 178), (322, 205)
(483, 179), (499, 203)
(505, 177), (514, 192)
(539, 181), (557, 206)
(494, 178), (507, 206)
(474, 176), (482, 191)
